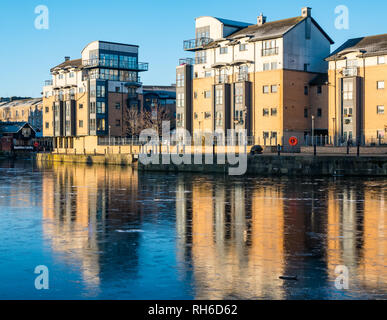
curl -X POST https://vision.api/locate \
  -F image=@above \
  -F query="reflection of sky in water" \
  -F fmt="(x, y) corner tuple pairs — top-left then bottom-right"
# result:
(0, 160), (385, 300)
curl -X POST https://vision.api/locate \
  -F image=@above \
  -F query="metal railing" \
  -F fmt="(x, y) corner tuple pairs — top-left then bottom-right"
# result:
(342, 67), (358, 77)
(179, 58), (195, 65)
(183, 37), (213, 51)
(236, 73), (248, 82)
(82, 59), (149, 71)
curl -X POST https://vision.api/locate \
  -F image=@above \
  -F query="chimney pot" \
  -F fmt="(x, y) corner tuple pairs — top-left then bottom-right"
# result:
(302, 7), (312, 18)
(257, 13), (267, 26)
(65, 56), (70, 61)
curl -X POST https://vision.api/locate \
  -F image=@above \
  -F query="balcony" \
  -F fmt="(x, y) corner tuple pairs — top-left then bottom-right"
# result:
(236, 73), (249, 82)
(82, 59), (149, 72)
(342, 67), (358, 77)
(262, 47), (279, 56)
(184, 37), (213, 51)
(179, 58), (195, 65)
(125, 76), (142, 88)
(215, 75), (229, 84)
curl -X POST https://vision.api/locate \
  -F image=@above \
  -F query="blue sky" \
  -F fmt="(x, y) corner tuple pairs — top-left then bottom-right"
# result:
(0, 0), (385, 97)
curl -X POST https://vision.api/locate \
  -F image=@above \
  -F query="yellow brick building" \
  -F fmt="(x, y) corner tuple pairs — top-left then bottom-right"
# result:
(176, 7), (333, 146)
(326, 34), (387, 145)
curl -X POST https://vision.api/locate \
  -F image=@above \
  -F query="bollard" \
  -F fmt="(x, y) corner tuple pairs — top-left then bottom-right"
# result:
(277, 144), (281, 156)
(314, 144), (317, 156)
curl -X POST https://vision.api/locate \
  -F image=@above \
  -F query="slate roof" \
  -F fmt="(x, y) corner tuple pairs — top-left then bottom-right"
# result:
(228, 16), (334, 44)
(326, 34), (387, 60)
(0, 122), (36, 134)
(50, 58), (83, 72)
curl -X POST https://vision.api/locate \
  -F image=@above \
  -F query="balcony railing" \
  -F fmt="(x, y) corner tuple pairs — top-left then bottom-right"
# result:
(262, 47), (279, 56)
(236, 73), (248, 82)
(184, 37), (213, 51)
(215, 75), (229, 84)
(82, 59), (149, 72)
(44, 80), (53, 86)
(179, 58), (195, 65)
(342, 67), (358, 77)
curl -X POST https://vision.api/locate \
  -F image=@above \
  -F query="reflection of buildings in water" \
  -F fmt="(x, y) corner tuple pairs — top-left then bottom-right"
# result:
(326, 181), (386, 291)
(176, 177), (286, 299)
(40, 163), (140, 292)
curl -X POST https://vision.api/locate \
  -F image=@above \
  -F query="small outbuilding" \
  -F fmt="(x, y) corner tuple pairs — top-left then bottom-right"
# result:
(0, 122), (36, 152)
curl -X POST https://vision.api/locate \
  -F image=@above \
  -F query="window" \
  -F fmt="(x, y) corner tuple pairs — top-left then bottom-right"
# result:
(304, 108), (308, 118)
(378, 56), (385, 64)
(271, 85), (278, 93)
(79, 104), (83, 109)
(97, 85), (106, 98)
(262, 40), (278, 56)
(263, 63), (270, 71)
(79, 120), (83, 128)
(45, 122), (49, 129)
(45, 107), (49, 113)
(177, 93), (185, 107)
(97, 118), (105, 131)
(304, 64), (309, 72)
(304, 86), (309, 95)
(271, 108), (277, 116)
(96, 102), (105, 114)
(116, 120), (121, 127)
(215, 88), (223, 105)
(343, 81), (353, 100)
(271, 62), (278, 70)
(204, 91), (211, 99)
(377, 105), (385, 114)
(263, 132), (269, 139)
(220, 47), (228, 54)
(205, 71), (212, 78)
(90, 119), (96, 131)
(194, 92), (198, 99)
(194, 112), (198, 119)
(115, 87), (120, 93)
(204, 112), (211, 119)
(235, 85), (243, 104)
(90, 102), (96, 113)
(115, 103), (121, 110)
(317, 108), (322, 117)
(69, 72), (75, 78)
(377, 81), (385, 89)
(317, 86), (322, 94)
(239, 43), (247, 51)
(263, 108), (269, 117)
(263, 85), (270, 94)
(377, 130), (385, 139)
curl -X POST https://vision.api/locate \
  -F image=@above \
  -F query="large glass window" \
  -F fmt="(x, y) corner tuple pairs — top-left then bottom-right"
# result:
(177, 73), (185, 87)
(119, 55), (137, 69)
(262, 39), (278, 56)
(96, 85), (105, 98)
(100, 53), (118, 68)
(97, 118), (105, 131)
(96, 102), (105, 114)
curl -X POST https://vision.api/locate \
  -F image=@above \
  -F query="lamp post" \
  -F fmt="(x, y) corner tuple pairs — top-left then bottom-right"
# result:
(312, 115), (316, 156)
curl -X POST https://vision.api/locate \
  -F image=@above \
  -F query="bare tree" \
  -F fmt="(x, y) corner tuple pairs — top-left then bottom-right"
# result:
(123, 108), (142, 137)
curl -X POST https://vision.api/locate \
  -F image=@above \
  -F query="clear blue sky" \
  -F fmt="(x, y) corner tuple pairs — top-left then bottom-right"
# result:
(0, 0), (385, 97)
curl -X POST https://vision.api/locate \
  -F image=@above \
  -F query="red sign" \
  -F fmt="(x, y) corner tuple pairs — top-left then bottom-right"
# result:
(289, 137), (298, 146)
(33, 142), (39, 148)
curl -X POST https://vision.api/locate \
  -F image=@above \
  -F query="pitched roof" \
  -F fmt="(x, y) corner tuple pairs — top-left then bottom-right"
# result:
(327, 34), (387, 60)
(0, 122), (36, 134)
(50, 58), (83, 72)
(227, 16), (333, 44)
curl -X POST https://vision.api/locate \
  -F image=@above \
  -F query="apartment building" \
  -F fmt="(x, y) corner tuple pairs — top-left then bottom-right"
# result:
(176, 7), (333, 146)
(0, 98), (43, 131)
(326, 34), (387, 145)
(43, 41), (148, 148)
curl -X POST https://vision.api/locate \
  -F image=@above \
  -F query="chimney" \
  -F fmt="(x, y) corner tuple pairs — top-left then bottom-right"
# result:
(257, 13), (267, 26)
(302, 7), (312, 18)
(64, 56), (70, 62)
